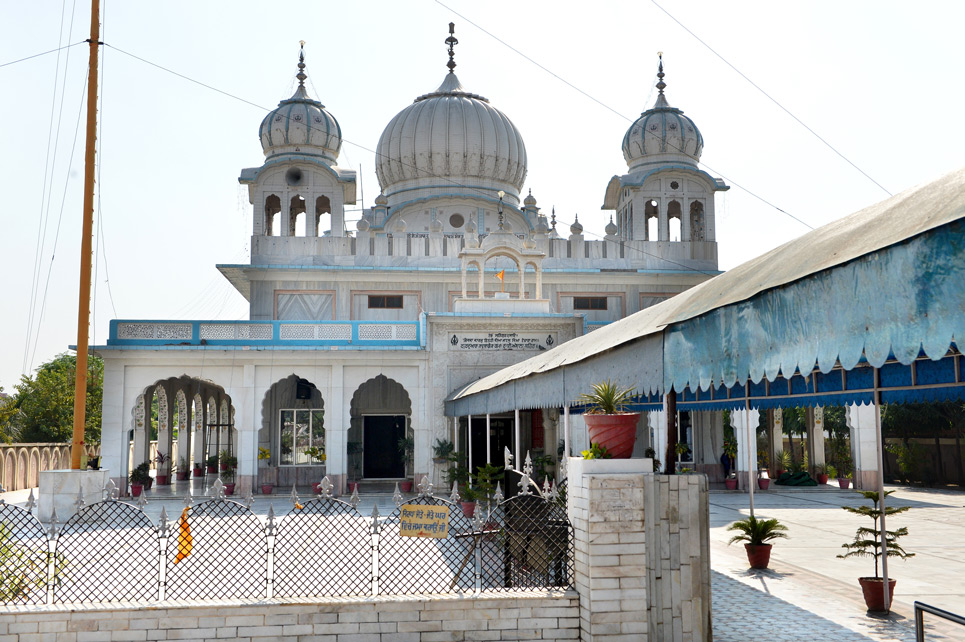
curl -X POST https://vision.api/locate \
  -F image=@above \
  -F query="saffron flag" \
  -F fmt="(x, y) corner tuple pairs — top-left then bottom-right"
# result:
(495, 269), (505, 282)
(174, 507), (192, 564)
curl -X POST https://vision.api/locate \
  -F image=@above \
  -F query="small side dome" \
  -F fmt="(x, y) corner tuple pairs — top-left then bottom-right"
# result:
(375, 193), (388, 206)
(465, 218), (477, 234)
(535, 216), (549, 235)
(429, 217), (443, 233)
(570, 214), (583, 236)
(524, 189), (537, 207)
(523, 235), (536, 249)
(259, 45), (342, 164)
(356, 217), (370, 232)
(622, 55), (703, 172)
(605, 216), (618, 236)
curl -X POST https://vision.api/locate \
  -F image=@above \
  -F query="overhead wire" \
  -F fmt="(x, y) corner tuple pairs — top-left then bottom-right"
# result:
(0, 41), (85, 69)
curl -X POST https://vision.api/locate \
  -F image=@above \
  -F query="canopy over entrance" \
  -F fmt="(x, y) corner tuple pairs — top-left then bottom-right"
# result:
(446, 167), (965, 415)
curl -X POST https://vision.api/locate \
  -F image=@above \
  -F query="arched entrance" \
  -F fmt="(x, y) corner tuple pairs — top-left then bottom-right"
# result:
(349, 375), (412, 481)
(260, 374), (325, 488)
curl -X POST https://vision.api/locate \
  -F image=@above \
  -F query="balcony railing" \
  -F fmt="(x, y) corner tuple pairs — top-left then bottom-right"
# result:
(108, 319), (423, 348)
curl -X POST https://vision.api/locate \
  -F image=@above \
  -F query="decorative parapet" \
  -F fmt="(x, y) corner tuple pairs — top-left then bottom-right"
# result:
(108, 319), (423, 348)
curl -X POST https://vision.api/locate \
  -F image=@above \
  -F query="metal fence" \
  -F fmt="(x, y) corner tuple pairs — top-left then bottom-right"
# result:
(0, 475), (573, 606)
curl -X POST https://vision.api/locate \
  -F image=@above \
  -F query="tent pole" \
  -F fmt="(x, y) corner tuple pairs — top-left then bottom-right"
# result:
(873, 368), (890, 611)
(563, 406), (570, 462)
(486, 414), (491, 464)
(468, 415), (474, 479)
(515, 408), (521, 467)
(746, 398), (755, 519)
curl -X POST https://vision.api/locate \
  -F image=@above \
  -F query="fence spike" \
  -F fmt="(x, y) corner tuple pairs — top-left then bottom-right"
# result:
(137, 490), (149, 508)
(75, 486), (86, 510)
(349, 484), (360, 508)
(549, 480), (558, 500)
(267, 504), (276, 534)
(523, 451), (534, 476)
(243, 486), (254, 509)
(370, 503), (381, 534)
(158, 506), (169, 537)
(49, 506), (60, 537)
(103, 478), (117, 501)
(211, 478), (226, 501)
(289, 484), (300, 508)
(26, 488), (36, 512)
(0, 483), (5, 494)
(504, 446), (513, 471)
(320, 476), (333, 498)
(542, 477), (551, 496)
(418, 476), (433, 497)
(493, 482), (504, 504)
(393, 483), (403, 507)
(518, 470), (533, 496)
(449, 481), (461, 503)
(183, 490), (193, 509)
(472, 505), (485, 531)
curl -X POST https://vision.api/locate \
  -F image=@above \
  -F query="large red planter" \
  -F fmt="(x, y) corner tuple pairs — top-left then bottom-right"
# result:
(744, 543), (772, 569)
(584, 413), (640, 459)
(859, 577), (896, 612)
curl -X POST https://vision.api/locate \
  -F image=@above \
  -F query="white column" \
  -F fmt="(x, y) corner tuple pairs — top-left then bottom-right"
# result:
(468, 416), (474, 475)
(307, 198), (319, 237)
(658, 206), (669, 241)
(486, 414), (492, 464)
(518, 261), (525, 299)
(231, 364), (256, 494)
(649, 409), (667, 472)
(99, 360), (127, 490)
(808, 406), (826, 470)
(330, 364), (346, 488)
(563, 406), (570, 459)
(280, 195), (292, 237)
(514, 408), (521, 465)
(732, 407), (760, 491)
(681, 199), (692, 241)
(848, 402), (879, 490)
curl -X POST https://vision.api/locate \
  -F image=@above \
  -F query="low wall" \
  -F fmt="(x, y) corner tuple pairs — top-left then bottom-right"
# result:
(0, 444), (99, 492)
(0, 593), (579, 641)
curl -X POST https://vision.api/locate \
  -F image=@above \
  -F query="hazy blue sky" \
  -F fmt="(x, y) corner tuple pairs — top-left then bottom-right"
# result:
(2, 0), (963, 389)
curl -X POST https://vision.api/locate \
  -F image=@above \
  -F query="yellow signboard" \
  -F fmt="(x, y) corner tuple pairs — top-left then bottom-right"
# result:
(400, 504), (450, 538)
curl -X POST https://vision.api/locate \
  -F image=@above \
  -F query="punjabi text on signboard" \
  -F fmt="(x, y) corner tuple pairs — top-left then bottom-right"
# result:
(400, 504), (450, 538)
(449, 332), (556, 351)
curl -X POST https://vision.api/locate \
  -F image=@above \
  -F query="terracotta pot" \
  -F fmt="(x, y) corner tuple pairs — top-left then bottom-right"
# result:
(207, 465), (217, 473)
(193, 467), (204, 478)
(758, 478), (770, 490)
(224, 482), (235, 496)
(400, 480), (413, 493)
(348, 482), (359, 494)
(724, 478), (738, 490)
(838, 478), (851, 489)
(744, 543), (772, 569)
(461, 501), (476, 518)
(312, 482), (321, 494)
(130, 483), (143, 497)
(220, 463), (228, 472)
(176, 471), (189, 482)
(858, 577), (896, 612)
(817, 473), (829, 484)
(584, 413), (641, 459)
(156, 475), (169, 486)
(261, 484), (274, 495)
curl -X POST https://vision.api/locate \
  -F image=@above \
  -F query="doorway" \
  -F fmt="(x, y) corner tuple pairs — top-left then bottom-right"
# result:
(463, 415), (514, 473)
(363, 415), (406, 479)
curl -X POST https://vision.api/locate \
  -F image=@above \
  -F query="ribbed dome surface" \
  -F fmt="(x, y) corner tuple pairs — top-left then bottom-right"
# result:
(376, 72), (527, 203)
(622, 92), (702, 172)
(259, 85), (342, 163)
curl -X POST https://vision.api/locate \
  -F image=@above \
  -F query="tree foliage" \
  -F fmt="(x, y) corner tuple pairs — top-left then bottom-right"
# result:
(0, 353), (103, 444)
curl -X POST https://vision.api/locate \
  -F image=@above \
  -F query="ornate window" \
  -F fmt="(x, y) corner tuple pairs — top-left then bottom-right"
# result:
(279, 409), (325, 466)
(574, 297), (607, 310)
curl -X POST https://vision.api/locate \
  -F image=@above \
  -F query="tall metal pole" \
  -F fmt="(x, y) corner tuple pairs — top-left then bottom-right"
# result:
(874, 368), (891, 611)
(70, 0), (101, 470)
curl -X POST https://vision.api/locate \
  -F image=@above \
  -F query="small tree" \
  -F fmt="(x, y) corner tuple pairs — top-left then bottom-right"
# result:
(837, 490), (914, 578)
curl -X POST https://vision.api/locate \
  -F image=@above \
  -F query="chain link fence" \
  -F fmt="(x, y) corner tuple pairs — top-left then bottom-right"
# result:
(0, 475), (573, 606)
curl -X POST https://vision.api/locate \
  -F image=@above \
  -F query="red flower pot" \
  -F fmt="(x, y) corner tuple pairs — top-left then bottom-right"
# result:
(461, 501), (476, 518)
(193, 467), (204, 478)
(312, 482), (321, 494)
(130, 483), (143, 497)
(838, 478), (851, 489)
(220, 463), (228, 472)
(859, 577), (896, 613)
(207, 465), (217, 474)
(584, 413), (641, 459)
(348, 482), (359, 494)
(176, 471), (189, 482)
(758, 478), (770, 490)
(156, 475), (169, 486)
(400, 481), (413, 493)
(143, 478), (153, 490)
(744, 543), (772, 569)
(724, 478), (738, 490)
(261, 484), (274, 495)
(224, 483), (235, 496)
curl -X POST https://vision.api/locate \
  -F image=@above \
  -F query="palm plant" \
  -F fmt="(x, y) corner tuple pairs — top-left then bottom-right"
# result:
(579, 380), (635, 414)
(727, 515), (789, 546)
(838, 490), (914, 579)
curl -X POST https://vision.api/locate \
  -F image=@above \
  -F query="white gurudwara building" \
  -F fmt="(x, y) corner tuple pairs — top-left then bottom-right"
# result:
(93, 32), (727, 494)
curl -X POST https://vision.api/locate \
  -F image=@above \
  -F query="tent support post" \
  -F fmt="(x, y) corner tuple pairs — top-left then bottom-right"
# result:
(486, 414), (491, 464)
(874, 368), (890, 611)
(746, 398), (755, 519)
(563, 406), (570, 462)
(666, 389), (678, 473)
(515, 409), (521, 467)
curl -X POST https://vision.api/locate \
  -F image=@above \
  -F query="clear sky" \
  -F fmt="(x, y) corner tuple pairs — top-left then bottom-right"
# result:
(1, 0), (963, 390)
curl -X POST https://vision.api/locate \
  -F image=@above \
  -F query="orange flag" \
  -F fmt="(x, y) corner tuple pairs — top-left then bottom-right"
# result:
(173, 507), (193, 564)
(495, 270), (505, 282)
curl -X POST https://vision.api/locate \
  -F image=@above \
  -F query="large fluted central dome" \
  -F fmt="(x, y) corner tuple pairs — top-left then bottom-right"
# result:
(375, 72), (528, 206)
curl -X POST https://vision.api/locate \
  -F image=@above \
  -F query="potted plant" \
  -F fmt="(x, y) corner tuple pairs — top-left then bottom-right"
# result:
(727, 515), (789, 569)
(175, 457), (189, 482)
(222, 466), (236, 496)
(814, 463), (830, 485)
(774, 449), (791, 478)
(724, 473), (738, 491)
(581, 443), (613, 460)
(460, 484), (479, 517)
(578, 380), (639, 459)
(432, 438), (455, 464)
(219, 449), (237, 472)
(397, 436), (414, 492)
(129, 462), (151, 497)
(837, 457), (853, 489)
(193, 459), (204, 477)
(531, 453), (554, 485)
(837, 490), (914, 613)
(644, 447), (662, 473)
(205, 454), (218, 474)
(347, 441), (363, 493)
(155, 452), (170, 485)
(722, 436), (738, 477)
(757, 471), (770, 491)
(258, 447), (273, 494)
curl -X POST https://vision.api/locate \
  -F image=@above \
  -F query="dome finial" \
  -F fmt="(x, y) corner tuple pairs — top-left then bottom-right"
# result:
(296, 41), (307, 87)
(445, 22), (459, 74)
(656, 51), (666, 95)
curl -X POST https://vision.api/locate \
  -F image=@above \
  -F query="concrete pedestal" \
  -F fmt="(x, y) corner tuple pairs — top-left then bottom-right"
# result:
(38, 469), (110, 522)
